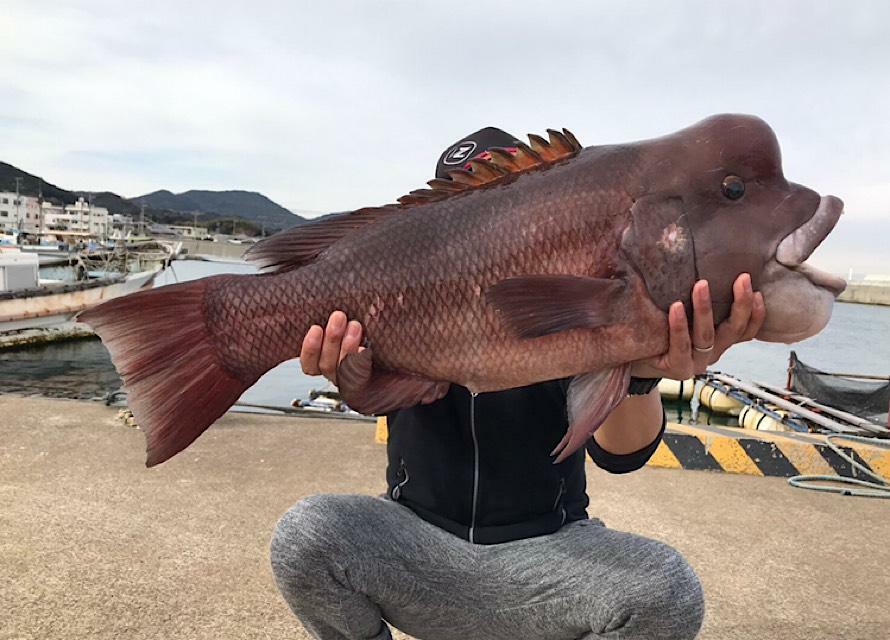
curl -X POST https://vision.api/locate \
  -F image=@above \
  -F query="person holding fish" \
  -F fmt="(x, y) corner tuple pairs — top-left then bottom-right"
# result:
(81, 114), (845, 639)
(270, 128), (766, 640)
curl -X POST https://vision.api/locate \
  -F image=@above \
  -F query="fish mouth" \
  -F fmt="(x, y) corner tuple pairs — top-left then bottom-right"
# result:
(775, 195), (846, 297)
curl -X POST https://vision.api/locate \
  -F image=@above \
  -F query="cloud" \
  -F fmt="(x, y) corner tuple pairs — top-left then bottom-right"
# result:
(1, 0), (888, 271)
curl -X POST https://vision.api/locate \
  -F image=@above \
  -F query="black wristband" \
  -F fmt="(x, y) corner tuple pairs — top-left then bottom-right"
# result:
(627, 376), (661, 396)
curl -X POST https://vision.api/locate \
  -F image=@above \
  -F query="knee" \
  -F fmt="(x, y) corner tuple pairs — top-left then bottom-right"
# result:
(269, 494), (342, 587)
(611, 544), (704, 639)
(648, 550), (704, 638)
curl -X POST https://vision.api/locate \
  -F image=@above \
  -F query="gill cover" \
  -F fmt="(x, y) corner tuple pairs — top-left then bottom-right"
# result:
(620, 195), (697, 312)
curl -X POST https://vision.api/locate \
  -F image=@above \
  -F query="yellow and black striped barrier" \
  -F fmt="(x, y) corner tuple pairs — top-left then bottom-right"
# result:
(652, 422), (890, 479)
(375, 417), (890, 479)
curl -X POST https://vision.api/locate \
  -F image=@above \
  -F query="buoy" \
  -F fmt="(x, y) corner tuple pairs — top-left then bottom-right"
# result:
(738, 404), (790, 431)
(698, 383), (745, 415)
(658, 378), (695, 401)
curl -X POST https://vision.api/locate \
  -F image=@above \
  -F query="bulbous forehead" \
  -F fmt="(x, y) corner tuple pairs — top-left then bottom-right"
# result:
(631, 114), (784, 194)
(677, 113), (782, 178)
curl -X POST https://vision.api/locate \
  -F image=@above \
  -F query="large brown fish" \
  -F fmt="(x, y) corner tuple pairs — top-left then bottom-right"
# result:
(80, 114), (845, 466)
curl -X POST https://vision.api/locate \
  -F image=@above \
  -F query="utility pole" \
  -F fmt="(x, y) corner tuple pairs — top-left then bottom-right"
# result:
(192, 210), (201, 240)
(140, 204), (146, 236)
(14, 177), (22, 233)
(37, 180), (44, 238)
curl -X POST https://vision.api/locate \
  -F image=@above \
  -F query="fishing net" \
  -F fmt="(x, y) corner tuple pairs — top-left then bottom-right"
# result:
(789, 351), (890, 427)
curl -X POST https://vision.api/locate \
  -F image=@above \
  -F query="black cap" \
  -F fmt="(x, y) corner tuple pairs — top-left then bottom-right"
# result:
(435, 127), (520, 179)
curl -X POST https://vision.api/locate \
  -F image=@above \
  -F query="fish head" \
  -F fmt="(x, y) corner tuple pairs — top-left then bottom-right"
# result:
(624, 113), (844, 343)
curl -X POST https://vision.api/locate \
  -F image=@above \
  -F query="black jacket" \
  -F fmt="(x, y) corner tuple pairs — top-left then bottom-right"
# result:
(386, 381), (665, 545)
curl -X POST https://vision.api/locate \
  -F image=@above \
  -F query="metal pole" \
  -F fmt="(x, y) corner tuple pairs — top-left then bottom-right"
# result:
(36, 180), (44, 240)
(14, 177), (22, 234)
(786, 352), (793, 390)
(711, 372), (887, 435)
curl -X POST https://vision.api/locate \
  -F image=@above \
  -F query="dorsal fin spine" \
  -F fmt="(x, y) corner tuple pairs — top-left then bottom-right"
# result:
(245, 127), (582, 273)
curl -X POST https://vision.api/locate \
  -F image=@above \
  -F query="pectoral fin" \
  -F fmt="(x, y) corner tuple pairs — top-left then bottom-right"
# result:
(551, 365), (631, 463)
(337, 348), (450, 415)
(486, 275), (626, 339)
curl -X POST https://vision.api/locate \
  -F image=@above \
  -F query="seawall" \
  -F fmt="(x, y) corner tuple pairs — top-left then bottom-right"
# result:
(837, 282), (890, 306)
(178, 237), (248, 261)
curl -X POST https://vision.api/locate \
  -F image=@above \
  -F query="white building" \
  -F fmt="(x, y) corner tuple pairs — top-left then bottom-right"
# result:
(42, 198), (109, 237)
(0, 192), (41, 233)
(167, 224), (209, 238)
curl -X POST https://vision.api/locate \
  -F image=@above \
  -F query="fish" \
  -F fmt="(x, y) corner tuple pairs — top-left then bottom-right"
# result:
(79, 114), (846, 467)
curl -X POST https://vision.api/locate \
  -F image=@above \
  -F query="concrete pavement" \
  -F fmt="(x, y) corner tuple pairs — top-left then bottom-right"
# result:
(2, 395), (888, 639)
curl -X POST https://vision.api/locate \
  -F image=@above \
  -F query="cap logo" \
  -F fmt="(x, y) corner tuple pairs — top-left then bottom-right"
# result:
(443, 140), (477, 166)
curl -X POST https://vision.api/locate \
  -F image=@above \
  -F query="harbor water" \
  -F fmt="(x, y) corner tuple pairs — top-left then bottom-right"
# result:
(1, 260), (888, 412)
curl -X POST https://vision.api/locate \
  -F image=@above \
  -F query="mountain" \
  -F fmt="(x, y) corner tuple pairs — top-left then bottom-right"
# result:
(0, 162), (77, 205)
(134, 189), (306, 230)
(80, 191), (140, 217)
(0, 160), (306, 234)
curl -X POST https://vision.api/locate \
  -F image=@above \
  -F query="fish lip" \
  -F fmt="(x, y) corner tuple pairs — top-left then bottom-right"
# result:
(774, 195), (846, 298)
(776, 195), (843, 267)
(791, 262), (847, 297)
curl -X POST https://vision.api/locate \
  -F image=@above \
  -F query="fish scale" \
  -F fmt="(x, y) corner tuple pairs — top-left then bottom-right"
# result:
(79, 114), (846, 466)
(208, 168), (640, 391)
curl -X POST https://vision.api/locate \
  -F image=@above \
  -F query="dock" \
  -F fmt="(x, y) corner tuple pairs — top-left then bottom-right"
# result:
(2, 395), (889, 639)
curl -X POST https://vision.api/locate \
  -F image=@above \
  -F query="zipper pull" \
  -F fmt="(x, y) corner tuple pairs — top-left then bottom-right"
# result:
(391, 458), (409, 500)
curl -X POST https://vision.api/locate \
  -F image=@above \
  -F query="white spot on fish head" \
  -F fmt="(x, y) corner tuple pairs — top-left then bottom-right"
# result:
(656, 223), (688, 255)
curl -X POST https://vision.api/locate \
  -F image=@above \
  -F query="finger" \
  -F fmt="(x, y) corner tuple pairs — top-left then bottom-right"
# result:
(299, 325), (324, 375)
(690, 280), (716, 369)
(338, 321), (364, 364)
(738, 291), (766, 342)
(666, 301), (694, 379)
(715, 273), (754, 352)
(318, 311), (348, 382)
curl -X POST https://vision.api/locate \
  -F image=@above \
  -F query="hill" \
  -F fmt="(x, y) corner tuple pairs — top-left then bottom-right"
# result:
(0, 162), (77, 205)
(134, 189), (306, 230)
(0, 160), (305, 234)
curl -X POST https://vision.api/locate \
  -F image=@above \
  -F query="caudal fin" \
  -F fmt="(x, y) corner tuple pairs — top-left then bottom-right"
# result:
(79, 276), (257, 467)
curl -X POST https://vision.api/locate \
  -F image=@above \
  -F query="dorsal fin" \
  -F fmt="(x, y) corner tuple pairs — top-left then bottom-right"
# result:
(243, 206), (401, 272)
(398, 128), (582, 205)
(245, 127), (582, 272)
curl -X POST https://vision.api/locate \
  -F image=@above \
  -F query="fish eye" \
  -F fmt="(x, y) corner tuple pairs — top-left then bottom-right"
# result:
(721, 175), (745, 200)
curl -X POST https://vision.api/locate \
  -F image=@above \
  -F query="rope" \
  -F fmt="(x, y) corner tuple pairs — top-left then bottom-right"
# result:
(787, 434), (890, 499)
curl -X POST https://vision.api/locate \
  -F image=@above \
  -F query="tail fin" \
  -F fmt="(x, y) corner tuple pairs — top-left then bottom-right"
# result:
(79, 276), (257, 467)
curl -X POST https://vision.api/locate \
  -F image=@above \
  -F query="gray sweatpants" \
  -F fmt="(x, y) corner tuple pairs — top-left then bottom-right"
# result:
(270, 494), (704, 640)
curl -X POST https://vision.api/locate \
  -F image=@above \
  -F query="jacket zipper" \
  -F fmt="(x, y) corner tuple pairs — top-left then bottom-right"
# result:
(552, 477), (566, 510)
(391, 458), (409, 500)
(469, 392), (480, 544)
(554, 477), (567, 526)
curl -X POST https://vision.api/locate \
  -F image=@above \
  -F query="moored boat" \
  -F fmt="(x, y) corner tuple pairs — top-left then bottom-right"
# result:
(0, 247), (164, 347)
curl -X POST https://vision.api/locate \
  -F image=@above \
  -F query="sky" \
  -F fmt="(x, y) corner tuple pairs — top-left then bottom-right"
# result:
(1, 0), (888, 274)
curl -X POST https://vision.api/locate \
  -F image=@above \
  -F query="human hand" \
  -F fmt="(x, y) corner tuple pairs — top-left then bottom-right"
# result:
(630, 273), (766, 381)
(299, 311), (364, 386)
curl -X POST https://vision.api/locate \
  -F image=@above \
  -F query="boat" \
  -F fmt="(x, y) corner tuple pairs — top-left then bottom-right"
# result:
(0, 247), (164, 347)
(79, 239), (180, 275)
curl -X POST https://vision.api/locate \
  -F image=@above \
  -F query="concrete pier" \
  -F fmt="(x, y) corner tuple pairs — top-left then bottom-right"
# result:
(2, 395), (889, 639)
(837, 282), (890, 306)
(178, 237), (248, 261)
